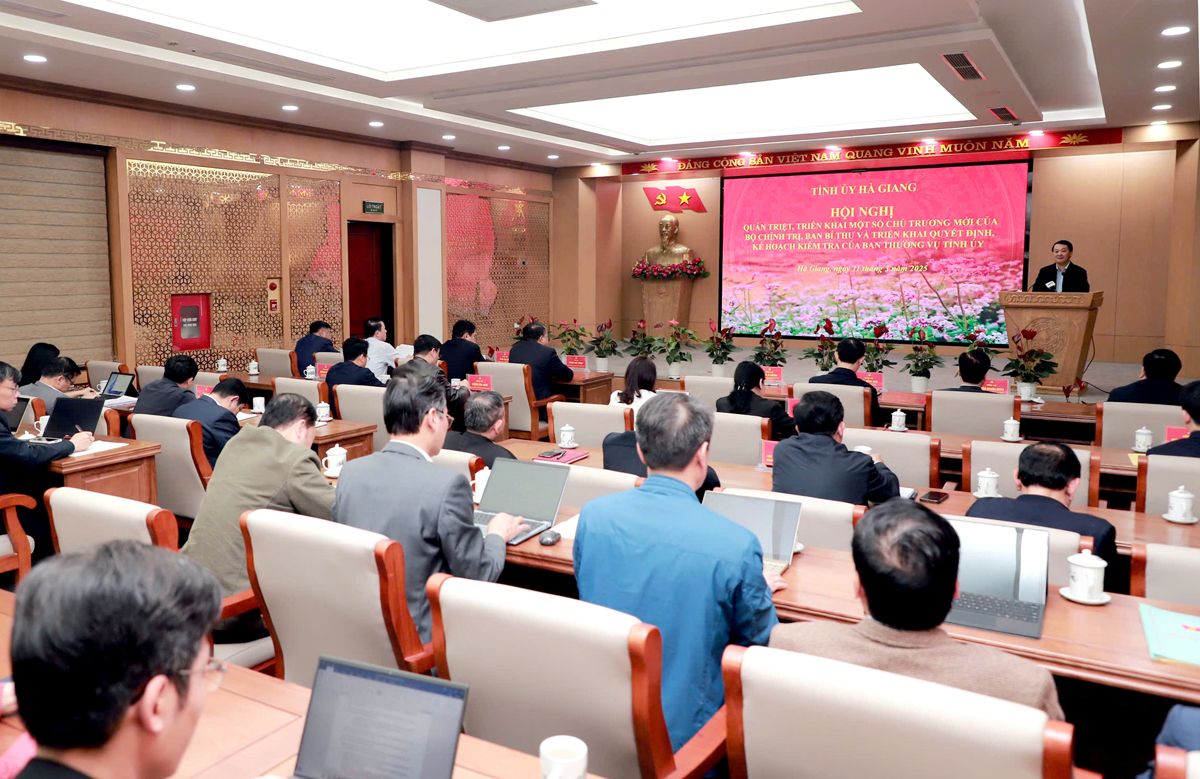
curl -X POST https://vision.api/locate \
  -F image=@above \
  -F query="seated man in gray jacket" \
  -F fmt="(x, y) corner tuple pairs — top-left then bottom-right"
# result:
(333, 373), (527, 643)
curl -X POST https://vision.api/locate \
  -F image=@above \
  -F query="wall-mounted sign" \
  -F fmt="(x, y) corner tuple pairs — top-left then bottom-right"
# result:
(643, 185), (706, 213)
(363, 201), (385, 214)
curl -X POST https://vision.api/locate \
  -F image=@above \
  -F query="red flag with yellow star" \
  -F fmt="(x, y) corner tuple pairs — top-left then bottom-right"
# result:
(642, 185), (707, 213)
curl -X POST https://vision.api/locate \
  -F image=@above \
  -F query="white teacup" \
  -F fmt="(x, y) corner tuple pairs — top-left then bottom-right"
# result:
(215, 357), (228, 372)
(247, 360), (260, 374)
(1002, 417), (1020, 440)
(853, 445), (872, 455)
(304, 365), (317, 380)
(540, 735), (587, 779)
(1167, 485), (1194, 521)
(33, 415), (49, 436)
(976, 467), (1000, 497)
(1133, 426), (1153, 452)
(96, 379), (108, 393)
(321, 444), (348, 475)
(559, 424), (576, 448)
(252, 396), (266, 414)
(890, 409), (907, 431)
(316, 401), (331, 421)
(1066, 549), (1107, 602)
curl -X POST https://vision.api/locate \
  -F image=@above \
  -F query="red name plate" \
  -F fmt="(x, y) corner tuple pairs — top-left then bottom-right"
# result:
(316, 364), (332, 379)
(762, 439), (777, 467)
(495, 351), (510, 363)
(467, 374), (492, 392)
(1166, 426), (1189, 443)
(856, 371), (884, 391)
(982, 378), (1010, 394)
(195, 385), (213, 398)
(565, 355), (587, 370)
(763, 366), (783, 384)
(788, 397), (800, 416)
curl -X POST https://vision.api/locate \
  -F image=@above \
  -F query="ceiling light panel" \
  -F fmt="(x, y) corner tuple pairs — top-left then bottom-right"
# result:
(512, 63), (974, 146)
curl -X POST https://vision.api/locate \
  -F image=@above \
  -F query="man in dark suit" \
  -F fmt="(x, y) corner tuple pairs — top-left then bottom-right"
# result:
(966, 441), (1118, 572)
(173, 377), (249, 466)
(942, 350), (990, 392)
(395, 334), (469, 430)
(294, 320), (334, 374)
(1031, 239), (1090, 293)
(325, 337), (385, 390)
(133, 355), (198, 417)
(773, 390), (899, 505)
(440, 319), (488, 381)
(810, 337), (886, 426)
(602, 429), (721, 498)
(442, 391), (516, 469)
(1109, 349), (1184, 406)
(1148, 381), (1200, 458)
(509, 321), (574, 420)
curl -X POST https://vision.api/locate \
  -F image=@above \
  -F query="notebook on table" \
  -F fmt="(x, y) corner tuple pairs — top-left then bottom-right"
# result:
(943, 517), (1050, 639)
(533, 449), (589, 464)
(472, 457), (570, 545)
(702, 490), (802, 575)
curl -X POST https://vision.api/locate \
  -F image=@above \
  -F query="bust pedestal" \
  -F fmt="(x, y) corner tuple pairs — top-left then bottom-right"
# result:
(641, 278), (694, 336)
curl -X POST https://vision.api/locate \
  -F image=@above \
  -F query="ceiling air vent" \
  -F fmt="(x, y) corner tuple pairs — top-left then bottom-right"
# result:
(203, 51), (335, 83)
(0, 0), (67, 18)
(989, 106), (1019, 123)
(429, 0), (595, 22)
(942, 52), (984, 81)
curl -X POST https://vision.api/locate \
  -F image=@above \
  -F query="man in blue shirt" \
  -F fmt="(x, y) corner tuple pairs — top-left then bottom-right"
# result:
(574, 392), (784, 751)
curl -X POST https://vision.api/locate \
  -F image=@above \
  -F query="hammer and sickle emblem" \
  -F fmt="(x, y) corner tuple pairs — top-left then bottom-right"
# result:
(654, 193), (667, 206)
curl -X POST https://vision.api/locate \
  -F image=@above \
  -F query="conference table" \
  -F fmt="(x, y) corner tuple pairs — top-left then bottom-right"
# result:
(16, 424), (160, 504)
(551, 371), (615, 404)
(239, 415), (377, 462)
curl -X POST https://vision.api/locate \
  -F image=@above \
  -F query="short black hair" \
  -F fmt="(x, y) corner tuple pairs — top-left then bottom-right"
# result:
(958, 350), (991, 385)
(40, 356), (81, 381)
(364, 318), (385, 337)
(794, 390), (843, 435)
(1052, 239), (1073, 253)
(852, 500), (960, 631)
(309, 320), (332, 334)
(163, 355), (199, 383)
(384, 374), (446, 435)
(522, 322), (547, 341)
(452, 320), (476, 340)
(12, 541), (221, 748)
(1017, 441), (1081, 491)
(836, 337), (866, 364)
(211, 377), (250, 405)
(342, 337), (370, 362)
(1144, 349), (1182, 382)
(0, 362), (20, 386)
(261, 393), (316, 430)
(413, 334), (442, 356)
(1182, 381), (1200, 423)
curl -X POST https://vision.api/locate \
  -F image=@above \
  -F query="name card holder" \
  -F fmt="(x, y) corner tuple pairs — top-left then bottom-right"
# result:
(763, 366), (783, 385)
(316, 364), (333, 379)
(761, 440), (778, 468)
(855, 371), (884, 392)
(1166, 426), (1189, 444)
(495, 351), (510, 363)
(195, 385), (214, 398)
(982, 378), (1010, 394)
(565, 355), (587, 370)
(467, 374), (493, 392)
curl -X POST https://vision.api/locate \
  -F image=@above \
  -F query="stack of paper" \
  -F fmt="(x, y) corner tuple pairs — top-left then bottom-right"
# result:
(69, 441), (128, 457)
(1140, 604), (1200, 667)
(553, 515), (581, 540)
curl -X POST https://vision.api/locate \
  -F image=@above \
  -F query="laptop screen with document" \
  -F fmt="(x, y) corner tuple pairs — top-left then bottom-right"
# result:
(947, 518), (1049, 604)
(477, 458), (570, 524)
(702, 491), (802, 562)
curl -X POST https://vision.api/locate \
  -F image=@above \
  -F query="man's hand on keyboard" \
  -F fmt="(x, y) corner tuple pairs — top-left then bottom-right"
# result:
(488, 512), (529, 543)
(764, 572), (788, 593)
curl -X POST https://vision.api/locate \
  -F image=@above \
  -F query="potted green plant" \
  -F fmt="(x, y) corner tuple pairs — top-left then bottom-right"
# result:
(963, 328), (1001, 358)
(511, 314), (540, 345)
(1002, 328), (1058, 400)
(588, 319), (620, 372)
(625, 320), (666, 359)
(553, 319), (591, 359)
(663, 319), (697, 379)
(752, 319), (788, 367)
(862, 323), (897, 373)
(902, 327), (945, 393)
(800, 318), (836, 373)
(703, 318), (737, 378)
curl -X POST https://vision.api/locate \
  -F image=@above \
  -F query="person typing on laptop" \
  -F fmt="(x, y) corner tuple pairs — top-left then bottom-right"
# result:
(770, 500), (1064, 719)
(18, 357), (97, 416)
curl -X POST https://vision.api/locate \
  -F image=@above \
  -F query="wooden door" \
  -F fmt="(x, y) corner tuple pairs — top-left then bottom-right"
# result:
(347, 222), (394, 338)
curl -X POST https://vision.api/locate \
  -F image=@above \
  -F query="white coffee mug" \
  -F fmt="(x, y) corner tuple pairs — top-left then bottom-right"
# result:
(977, 467), (1000, 497)
(1066, 549), (1107, 602)
(853, 445), (872, 455)
(1168, 485), (1195, 521)
(890, 409), (907, 431)
(321, 444), (348, 474)
(304, 365), (317, 380)
(1133, 426), (1153, 452)
(316, 401), (331, 421)
(96, 379), (108, 393)
(252, 396), (266, 414)
(33, 415), (49, 435)
(540, 735), (587, 779)
(559, 424), (576, 448)
(215, 357), (228, 372)
(1003, 417), (1020, 440)
(247, 360), (260, 374)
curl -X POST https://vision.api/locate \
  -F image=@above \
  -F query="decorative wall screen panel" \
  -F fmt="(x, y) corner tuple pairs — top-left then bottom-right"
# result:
(127, 160), (281, 370)
(445, 194), (549, 350)
(287, 177), (343, 342)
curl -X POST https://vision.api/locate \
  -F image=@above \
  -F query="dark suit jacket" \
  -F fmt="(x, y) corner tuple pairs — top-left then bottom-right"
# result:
(440, 338), (486, 381)
(394, 357), (468, 430)
(965, 494), (1118, 572)
(601, 430), (720, 499)
(1108, 378), (1183, 406)
(132, 378), (196, 417)
(442, 430), (516, 469)
(509, 339), (575, 420)
(1148, 430), (1200, 458)
(1032, 262), (1090, 293)
(16, 759), (93, 779)
(772, 432), (899, 505)
(809, 367), (887, 426)
(0, 422), (74, 493)
(173, 394), (241, 466)
(716, 393), (796, 440)
(294, 333), (335, 373)
(325, 361), (385, 389)
(942, 384), (987, 392)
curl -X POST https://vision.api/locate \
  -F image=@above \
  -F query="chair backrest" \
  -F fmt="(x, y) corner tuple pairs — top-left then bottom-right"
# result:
(241, 509), (426, 686)
(429, 575), (675, 779)
(273, 377), (328, 409)
(45, 486), (177, 553)
(194, 371), (227, 394)
(313, 350), (344, 367)
(710, 411), (769, 466)
(128, 414), (210, 519)
(547, 402), (632, 448)
(431, 449), (485, 485)
(333, 384), (388, 451)
(791, 383), (870, 428)
(943, 514), (1083, 588)
(964, 441), (1099, 507)
(1132, 543), (1200, 606)
(928, 390), (1020, 437)
(256, 348), (298, 377)
(1098, 401), (1183, 449)
(679, 376), (734, 409)
(477, 363), (534, 433)
(723, 645), (1069, 779)
(99, 408), (120, 436)
(84, 360), (128, 389)
(1154, 745), (1200, 779)
(841, 428), (938, 488)
(136, 365), (164, 389)
(1140, 454), (1200, 515)
(721, 487), (862, 552)
(562, 464), (639, 507)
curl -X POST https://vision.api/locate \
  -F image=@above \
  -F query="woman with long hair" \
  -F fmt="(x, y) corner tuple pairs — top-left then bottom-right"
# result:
(18, 343), (58, 386)
(610, 356), (658, 417)
(716, 360), (796, 440)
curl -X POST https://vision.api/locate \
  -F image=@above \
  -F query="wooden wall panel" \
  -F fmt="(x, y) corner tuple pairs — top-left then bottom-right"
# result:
(1113, 149), (1175, 362)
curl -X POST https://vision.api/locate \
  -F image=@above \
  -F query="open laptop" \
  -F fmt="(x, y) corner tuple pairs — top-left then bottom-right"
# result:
(702, 491), (802, 575)
(473, 458), (570, 545)
(4, 398), (28, 433)
(42, 397), (104, 440)
(101, 372), (136, 399)
(944, 517), (1050, 639)
(289, 656), (467, 779)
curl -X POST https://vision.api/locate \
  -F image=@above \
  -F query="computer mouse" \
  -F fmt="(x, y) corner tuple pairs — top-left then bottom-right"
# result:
(539, 530), (561, 546)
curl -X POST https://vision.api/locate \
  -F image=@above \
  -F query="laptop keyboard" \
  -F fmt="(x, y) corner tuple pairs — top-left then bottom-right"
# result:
(952, 592), (1043, 623)
(763, 559), (789, 575)
(473, 510), (496, 527)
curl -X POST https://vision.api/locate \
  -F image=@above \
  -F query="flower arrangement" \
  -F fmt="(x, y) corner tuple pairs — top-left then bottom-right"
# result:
(862, 323), (897, 373)
(631, 256), (710, 280)
(963, 327), (1001, 358)
(703, 318), (738, 365)
(553, 319), (591, 355)
(801, 318), (837, 372)
(902, 327), (946, 378)
(1002, 328), (1058, 384)
(1061, 377), (1087, 402)
(625, 319), (666, 358)
(511, 315), (541, 345)
(752, 319), (788, 367)
(664, 320), (697, 366)
(588, 319), (621, 359)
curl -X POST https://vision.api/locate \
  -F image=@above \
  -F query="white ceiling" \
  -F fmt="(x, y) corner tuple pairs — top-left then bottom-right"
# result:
(0, 0), (1193, 167)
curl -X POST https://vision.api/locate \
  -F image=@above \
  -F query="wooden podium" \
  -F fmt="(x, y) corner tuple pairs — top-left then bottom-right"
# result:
(999, 291), (1104, 391)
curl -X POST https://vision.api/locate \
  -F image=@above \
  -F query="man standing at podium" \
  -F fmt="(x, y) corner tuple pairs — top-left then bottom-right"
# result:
(1030, 240), (1089, 292)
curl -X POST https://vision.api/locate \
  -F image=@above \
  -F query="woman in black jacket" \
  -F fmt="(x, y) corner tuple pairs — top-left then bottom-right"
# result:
(715, 361), (796, 440)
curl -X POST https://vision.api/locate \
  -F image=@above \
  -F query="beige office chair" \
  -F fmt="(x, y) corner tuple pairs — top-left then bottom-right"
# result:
(1131, 543), (1200, 606)
(431, 450), (485, 485)
(312, 350), (344, 367)
(45, 486), (178, 553)
(193, 371), (228, 394)
(1097, 401), (1183, 449)
(547, 402), (632, 448)
(476, 362), (564, 441)
(241, 509), (433, 686)
(84, 360), (129, 390)
(333, 384), (388, 451)
(791, 383), (871, 428)
(841, 428), (940, 489)
(273, 376), (329, 409)
(710, 412), (770, 466)
(926, 390), (1021, 438)
(428, 575), (725, 779)
(1137, 453), (1200, 514)
(963, 441), (1100, 507)
(562, 465), (640, 507)
(1155, 745), (1200, 779)
(127, 414), (211, 520)
(721, 487), (864, 552)
(255, 348), (299, 377)
(0, 495), (34, 582)
(722, 645), (1077, 779)
(135, 364), (164, 389)
(945, 514), (1087, 588)
(679, 376), (734, 409)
